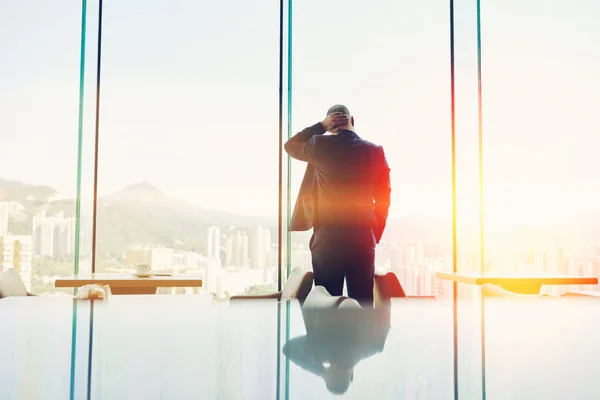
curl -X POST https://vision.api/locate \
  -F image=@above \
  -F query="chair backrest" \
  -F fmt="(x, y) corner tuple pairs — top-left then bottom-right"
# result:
(373, 272), (406, 306)
(0, 269), (28, 299)
(374, 273), (435, 305)
(281, 267), (314, 301)
(303, 286), (350, 308)
(301, 286), (361, 332)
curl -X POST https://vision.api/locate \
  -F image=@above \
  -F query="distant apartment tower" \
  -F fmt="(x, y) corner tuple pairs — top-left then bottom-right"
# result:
(416, 241), (424, 265)
(224, 229), (249, 267)
(173, 251), (203, 269)
(200, 256), (222, 293)
(32, 211), (92, 259)
(234, 231), (249, 267)
(291, 244), (311, 272)
(0, 202), (8, 236)
(53, 217), (73, 257)
(74, 216), (94, 258)
(225, 235), (234, 266)
(251, 226), (271, 270)
(375, 245), (385, 268)
(6, 201), (25, 214)
(32, 211), (55, 257)
(0, 235), (33, 291)
(207, 225), (221, 260)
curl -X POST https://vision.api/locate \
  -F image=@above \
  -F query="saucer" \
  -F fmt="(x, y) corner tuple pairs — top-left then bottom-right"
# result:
(132, 273), (154, 278)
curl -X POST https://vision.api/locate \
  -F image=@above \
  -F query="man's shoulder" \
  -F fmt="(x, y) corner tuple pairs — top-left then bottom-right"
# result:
(359, 138), (383, 149)
(313, 134), (385, 157)
(356, 138), (385, 156)
(314, 134), (382, 147)
(351, 132), (383, 149)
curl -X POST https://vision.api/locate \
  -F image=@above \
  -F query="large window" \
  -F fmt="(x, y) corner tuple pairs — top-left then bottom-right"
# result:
(94, 0), (282, 296)
(290, 0), (452, 298)
(0, 1), (97, 294)
(482, 0), (600, 293)
(3, 1), (600, 399)
(4, 0), (597, 300)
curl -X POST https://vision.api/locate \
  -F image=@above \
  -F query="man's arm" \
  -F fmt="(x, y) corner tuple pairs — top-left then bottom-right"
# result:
(373, 147), (391, 244)
(284, 122), (326, 163)
(284, 112), (349, 163)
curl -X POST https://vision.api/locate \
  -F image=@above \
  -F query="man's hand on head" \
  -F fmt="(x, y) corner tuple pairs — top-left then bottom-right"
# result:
(321, 112), (348, 133)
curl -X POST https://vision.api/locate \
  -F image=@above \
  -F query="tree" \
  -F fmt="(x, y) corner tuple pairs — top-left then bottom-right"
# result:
(244, 284), (277, 296)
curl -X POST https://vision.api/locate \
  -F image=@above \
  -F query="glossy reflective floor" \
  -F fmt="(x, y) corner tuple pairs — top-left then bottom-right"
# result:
(1, 295), (600, 399)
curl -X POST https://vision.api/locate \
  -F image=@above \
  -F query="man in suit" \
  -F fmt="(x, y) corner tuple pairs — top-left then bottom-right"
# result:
(284, 105), (391, 306)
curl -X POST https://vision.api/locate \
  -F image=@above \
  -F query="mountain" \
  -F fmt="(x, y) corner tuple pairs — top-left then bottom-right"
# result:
(1, 177), (509, 261)
(0, 177), (57, 205)
(1, 178), (61, 236)
(0, 177), (32, 190)
(102, 181), (168, 205)
(94, 182), (282, 258)
(100, 182), (275, 227)
(0, 177), (280, 258)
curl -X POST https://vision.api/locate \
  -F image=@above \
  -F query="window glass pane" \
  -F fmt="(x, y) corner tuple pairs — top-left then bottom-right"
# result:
(288, 0), (454, 397)
(0, 1), (97, 295)
(93, 0), (281, 395)
(291, 0), (451, 297)
(483, 0), (600, 288)
(97, 2), (281, 294)
(483, 1), (600, 396)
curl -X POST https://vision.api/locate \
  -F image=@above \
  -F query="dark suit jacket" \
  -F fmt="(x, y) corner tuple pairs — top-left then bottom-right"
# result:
(284, 122), (391, 246)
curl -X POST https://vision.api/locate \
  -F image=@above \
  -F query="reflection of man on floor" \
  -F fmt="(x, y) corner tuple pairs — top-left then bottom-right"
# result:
(285, 105), (391, 307)
(282, 287), (391, 395)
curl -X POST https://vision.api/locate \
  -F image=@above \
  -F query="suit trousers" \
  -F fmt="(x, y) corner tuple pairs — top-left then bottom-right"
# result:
(310, 232), (375, 307)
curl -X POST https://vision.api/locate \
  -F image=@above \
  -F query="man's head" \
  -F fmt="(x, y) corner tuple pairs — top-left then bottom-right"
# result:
(326, 104), (354, 134)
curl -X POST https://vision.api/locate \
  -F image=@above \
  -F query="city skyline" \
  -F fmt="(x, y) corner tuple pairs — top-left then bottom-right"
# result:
(4, 190), (600, 298)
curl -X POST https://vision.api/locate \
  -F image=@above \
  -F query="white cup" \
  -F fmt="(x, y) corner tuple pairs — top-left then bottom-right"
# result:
(135, 264), (151, 275)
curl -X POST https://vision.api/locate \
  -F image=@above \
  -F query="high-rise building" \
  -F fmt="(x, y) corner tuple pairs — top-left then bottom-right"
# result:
(234, 231), (249, 267)
(75, 216), (94, 258)
(390, 246), (402, 269)
(173, 251), (203, 268)
(32, 211), (55, 257)
(375, 245), (386, 268)
(291, 244), (311, 272)
(200, 256), (222, 293)
(53, 218), (71, 258)
(207, 225), (221, 260)
(32, 212), (93, 259)
(225, 236), (234, 266)
(224, 229), (249, 267)
(267, 250), (278, 270)
(399, 245), (408, 266)
(6, 201), (25, 214)
(0, 202), (9, 236)
(416, 241), (424, 265)
(251, 226), (271, 270)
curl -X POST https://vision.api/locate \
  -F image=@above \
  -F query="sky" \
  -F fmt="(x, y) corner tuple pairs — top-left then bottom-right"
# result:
(1, 0), (599, 225)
